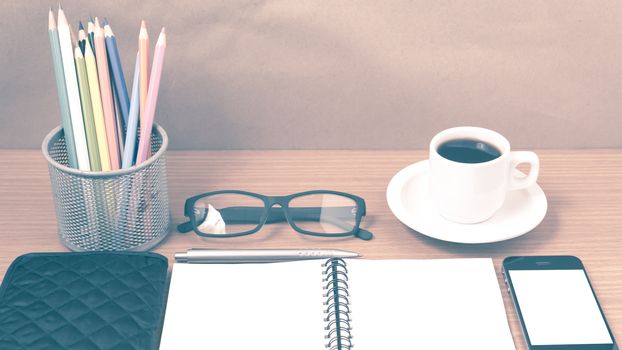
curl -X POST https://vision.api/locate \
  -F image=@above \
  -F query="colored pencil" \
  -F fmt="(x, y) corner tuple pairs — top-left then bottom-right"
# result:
(139, 20), (149, 126)
(78, 22), (86, 54)
(87, 17), (95, 53)
(122, 53), (140, 168)
(105, 20), (127, 152)
(74, 45), (101, 171)
(58, 6), (90, 171)
(84, 38), (112, 171)
(136, 28), (166, 164)
(94, 17), (120, 169)
(112, 82), (126, 149)
(139, 20), (151, 155)
(48, 9), (78, 169)
(104, 21), (130, 128)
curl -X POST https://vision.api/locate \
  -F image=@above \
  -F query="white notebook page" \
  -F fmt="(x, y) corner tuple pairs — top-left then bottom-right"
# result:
(347, 258), (516, 350)
(159, 260), (326, 350)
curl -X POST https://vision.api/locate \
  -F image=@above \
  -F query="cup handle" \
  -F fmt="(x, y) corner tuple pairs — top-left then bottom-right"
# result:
(508, 151), (540, 191)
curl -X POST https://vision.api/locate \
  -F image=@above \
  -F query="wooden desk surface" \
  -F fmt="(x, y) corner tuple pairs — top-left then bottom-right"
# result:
(0, 149), (620, 349)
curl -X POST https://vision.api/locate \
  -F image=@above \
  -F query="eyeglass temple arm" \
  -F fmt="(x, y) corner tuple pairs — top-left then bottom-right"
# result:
(178, 207), (307, 233)
(177, 221), (194, 233)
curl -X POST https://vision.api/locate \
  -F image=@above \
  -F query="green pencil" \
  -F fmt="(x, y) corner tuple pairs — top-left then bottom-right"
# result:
(48, 9), (78, 168)
(74, 45), (101, 171)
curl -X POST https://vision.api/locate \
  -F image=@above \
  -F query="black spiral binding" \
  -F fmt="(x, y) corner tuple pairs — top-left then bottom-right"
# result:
(323, 258), (352, 350)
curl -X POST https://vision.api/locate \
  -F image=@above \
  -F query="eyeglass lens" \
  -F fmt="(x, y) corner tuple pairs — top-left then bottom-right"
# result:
(288, 194), (357, 234)
(193, 193), (265, 235)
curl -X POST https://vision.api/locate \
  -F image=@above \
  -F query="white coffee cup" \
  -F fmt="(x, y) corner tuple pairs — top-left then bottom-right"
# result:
(429, 126), (539, 224)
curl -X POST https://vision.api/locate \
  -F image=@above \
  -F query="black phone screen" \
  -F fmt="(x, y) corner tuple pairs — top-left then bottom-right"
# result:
(508, 268), (613, 346)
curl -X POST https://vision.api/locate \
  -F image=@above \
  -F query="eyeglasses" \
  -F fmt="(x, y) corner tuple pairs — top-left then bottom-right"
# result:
(178, 190), (373, 240)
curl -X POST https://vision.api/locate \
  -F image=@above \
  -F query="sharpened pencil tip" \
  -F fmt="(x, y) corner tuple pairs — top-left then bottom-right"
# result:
(139, 21), (148, 39)
(79, 21), (84, 30)
(104, 23), (114, 37)
(57, 4), (68, 25)
(48, 9), (56, 29)
(154, 27), (166, 46)
(102, 17), (108, 26)
(141, 20), (146, 28)
(88, 15), (94, 23)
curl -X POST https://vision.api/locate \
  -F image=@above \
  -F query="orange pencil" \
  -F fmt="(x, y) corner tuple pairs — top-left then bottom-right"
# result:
(136, 28), (166, 164)
(139, 20), (149, 125)
(94, 17), (120, 169)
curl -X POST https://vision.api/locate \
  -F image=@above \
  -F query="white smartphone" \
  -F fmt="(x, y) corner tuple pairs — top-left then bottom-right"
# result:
(503, 256), (617, 350)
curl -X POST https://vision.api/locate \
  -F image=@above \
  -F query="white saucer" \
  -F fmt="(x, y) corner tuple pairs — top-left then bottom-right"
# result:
(386, 160), (547, 244)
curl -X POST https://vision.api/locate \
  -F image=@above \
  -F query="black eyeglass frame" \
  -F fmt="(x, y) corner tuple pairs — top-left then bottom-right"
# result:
(178, 190), (372, 240)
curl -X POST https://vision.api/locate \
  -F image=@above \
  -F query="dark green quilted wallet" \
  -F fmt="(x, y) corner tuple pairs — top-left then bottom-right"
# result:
(0, 252), (168, 350)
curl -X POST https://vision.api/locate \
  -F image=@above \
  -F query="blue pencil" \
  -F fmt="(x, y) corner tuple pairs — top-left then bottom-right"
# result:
(122, 53), (140, 168)
(103, 21), (130, 128)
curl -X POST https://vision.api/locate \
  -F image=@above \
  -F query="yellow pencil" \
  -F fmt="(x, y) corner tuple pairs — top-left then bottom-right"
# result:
(84, 37), (112, 171)
(75, 45), (102, 171)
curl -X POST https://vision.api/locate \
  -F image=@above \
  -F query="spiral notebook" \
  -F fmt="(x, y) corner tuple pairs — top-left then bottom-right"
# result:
(159, 258), (516, 350)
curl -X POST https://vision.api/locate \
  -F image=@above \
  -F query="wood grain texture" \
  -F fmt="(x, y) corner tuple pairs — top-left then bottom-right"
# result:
(0, 149), (620, 349)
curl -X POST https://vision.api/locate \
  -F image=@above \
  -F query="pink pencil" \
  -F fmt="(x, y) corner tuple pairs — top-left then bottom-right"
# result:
(136, 28), (166, 164)
(94, 17), (120, 170)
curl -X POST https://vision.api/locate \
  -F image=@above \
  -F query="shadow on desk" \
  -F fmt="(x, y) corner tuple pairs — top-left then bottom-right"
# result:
(402, 209), (559, 257)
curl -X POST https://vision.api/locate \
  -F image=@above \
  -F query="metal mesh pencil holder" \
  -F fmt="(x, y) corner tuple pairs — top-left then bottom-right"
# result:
(42, 124), (171, 251)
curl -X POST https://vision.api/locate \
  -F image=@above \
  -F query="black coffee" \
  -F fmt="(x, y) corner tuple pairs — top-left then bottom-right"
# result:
(437, 138), (501, 163)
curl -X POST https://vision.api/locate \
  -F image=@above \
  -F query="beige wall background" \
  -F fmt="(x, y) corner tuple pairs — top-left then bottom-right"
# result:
(1, 0), (621, 150)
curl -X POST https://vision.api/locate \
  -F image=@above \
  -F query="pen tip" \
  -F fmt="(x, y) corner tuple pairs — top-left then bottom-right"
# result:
(344, 251), (360, 258)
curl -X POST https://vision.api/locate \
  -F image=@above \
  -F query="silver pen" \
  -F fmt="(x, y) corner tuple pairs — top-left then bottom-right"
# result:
(175, 248), (360, 263)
